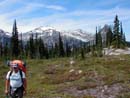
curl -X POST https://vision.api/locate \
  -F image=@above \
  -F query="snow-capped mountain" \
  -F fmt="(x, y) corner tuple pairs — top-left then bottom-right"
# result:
(0, 26), (94, 47)
(22, 26), (94, 47)
(62, 29), (93, 42)
(0, 29), (11, 44)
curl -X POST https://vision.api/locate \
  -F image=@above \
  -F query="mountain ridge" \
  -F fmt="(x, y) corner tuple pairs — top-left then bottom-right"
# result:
(22, 26), (94, 42)
(0, 29), (11, 44)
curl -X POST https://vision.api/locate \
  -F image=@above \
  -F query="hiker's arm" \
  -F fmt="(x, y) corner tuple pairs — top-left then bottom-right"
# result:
(5, 71), (10, 95)
(22, 71), (27, 94)
(23, 78), (27, 92)
(5, 79), (9, 94)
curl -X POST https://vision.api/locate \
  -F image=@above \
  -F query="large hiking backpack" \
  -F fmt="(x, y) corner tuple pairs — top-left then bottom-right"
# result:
(8, 60), (26, 74)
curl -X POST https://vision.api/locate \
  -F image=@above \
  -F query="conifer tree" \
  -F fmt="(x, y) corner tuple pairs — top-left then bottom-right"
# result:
(112, 15), (120, 48)
(49, 43), (55, 58)
(11, 20), (20, 57)
(106, 26), (113, 47)
(59, 33), (65, 57)
(38, 37), (45, 59)
(86, 41), (91, 54)
(97, 31), (103, 57)
(73, 45), (79, 58)
(35, 33), (39, 58)
(120, 22), (126, 48)
(54, 43), (59, 58)
(65, 42), (71, 57)
(44, 44), (49, 59)
(81, 47), (85, 59)
(0, 42), (3, 57)
(122, 33), (126, 44)
(90, 40), (96, 56)
(112, 15), (126, 48)
(19, 33), (24, 58)
(25, 41), (30, 59)
(29, 34), (35, 59)
(120, 22), (123, 41)
(3, 42), (9, 59)
(95, 27), (98, 46)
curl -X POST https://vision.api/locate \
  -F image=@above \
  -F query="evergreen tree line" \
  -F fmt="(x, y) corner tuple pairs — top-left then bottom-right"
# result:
(0, 21), (86, 59)
(92, 15), (127, 57)
(0, 15), (128, 59)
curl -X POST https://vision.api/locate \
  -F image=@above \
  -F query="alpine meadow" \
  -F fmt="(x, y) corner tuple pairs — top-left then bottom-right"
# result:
(0, 0), (130, 98)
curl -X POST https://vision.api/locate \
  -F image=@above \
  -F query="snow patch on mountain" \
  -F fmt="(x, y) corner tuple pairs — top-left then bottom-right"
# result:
(0, 29), (11, 45)
(64, 29), (93, 42)
(23, 26), (94, 43)
(0, 29), (11, 36)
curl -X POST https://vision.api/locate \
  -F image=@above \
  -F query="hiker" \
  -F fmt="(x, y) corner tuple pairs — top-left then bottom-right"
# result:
(5, 63), (27, 98)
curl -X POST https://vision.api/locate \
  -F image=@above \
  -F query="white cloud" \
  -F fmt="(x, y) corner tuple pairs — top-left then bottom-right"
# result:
(0, 0), (21, 12)
(0, 3), (43, 18)
(0, 2), (66, 19)
(22, 7), (129, 29)
(94, 0), (124, 8)
(45, 5), (66, 11)
(0, 0), (19, 6)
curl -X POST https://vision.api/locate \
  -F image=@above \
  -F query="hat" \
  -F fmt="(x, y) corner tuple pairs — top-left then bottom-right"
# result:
(11, 63), (18, 68)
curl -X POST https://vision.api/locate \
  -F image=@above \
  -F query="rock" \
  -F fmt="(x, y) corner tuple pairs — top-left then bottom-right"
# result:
(69, 69), (75, 73)
(78, 70), (83, 74)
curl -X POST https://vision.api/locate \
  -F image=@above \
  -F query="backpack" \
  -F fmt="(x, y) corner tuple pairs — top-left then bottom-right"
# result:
(9, 60), (26, 74)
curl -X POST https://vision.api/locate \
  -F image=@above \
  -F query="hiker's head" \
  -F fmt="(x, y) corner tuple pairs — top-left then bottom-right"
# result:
(11, 63), (19, 72)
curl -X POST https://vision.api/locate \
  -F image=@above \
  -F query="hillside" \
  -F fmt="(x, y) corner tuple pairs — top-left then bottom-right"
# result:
(1, 55), (130, 98)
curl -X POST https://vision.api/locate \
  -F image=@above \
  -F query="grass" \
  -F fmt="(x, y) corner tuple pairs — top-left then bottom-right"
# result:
(0, 55), (130, 98)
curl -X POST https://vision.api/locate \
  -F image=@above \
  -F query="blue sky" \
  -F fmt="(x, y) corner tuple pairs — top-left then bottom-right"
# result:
(0, 0), (130, 41)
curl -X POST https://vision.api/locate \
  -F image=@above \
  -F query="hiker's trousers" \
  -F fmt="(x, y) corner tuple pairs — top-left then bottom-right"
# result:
(10, 85), (24, 98)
